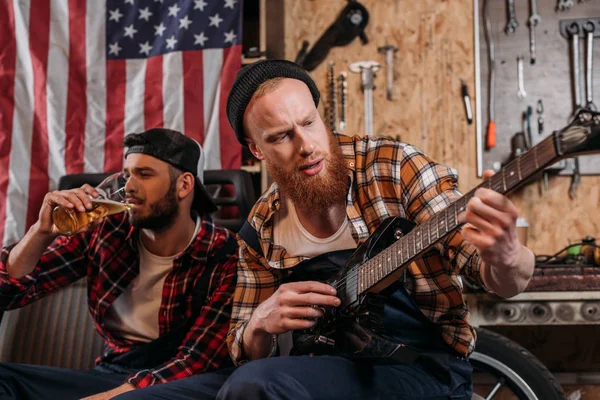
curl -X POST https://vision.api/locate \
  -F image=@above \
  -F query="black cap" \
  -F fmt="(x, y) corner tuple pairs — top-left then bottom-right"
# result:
(226, 59), (320, 146)
(124, 128), (218, 214)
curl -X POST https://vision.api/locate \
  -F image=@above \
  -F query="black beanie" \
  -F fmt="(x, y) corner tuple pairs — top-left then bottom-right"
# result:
(226, 59), (321, 146)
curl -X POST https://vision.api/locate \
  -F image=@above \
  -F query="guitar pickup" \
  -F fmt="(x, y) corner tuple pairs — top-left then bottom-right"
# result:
(314, 335), (336, 347)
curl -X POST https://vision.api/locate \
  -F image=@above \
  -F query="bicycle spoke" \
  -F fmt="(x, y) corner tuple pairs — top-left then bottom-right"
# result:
(485, 377), (505, 400)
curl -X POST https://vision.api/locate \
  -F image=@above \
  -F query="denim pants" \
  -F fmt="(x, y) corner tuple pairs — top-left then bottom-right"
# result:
(0, 362), (135, 400)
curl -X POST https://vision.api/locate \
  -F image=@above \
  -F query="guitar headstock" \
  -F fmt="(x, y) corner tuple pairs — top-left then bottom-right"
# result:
(556, 108), (600, 158)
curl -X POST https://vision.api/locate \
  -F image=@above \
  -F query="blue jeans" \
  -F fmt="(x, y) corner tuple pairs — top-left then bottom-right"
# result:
(113, 354), (472, 400)
(0, 362), (135, 400)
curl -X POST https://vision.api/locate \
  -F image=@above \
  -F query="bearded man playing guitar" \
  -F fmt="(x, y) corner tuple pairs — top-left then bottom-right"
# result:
(116, 60), (535, 400)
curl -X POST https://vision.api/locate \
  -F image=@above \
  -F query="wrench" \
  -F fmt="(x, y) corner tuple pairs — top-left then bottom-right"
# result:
(528, 0), (541, 64)
(557, 0), (574, 11)
(505, 0), (519, 34)
(517, 56), (526, 99)
(348, 61), (381, 136)
(569, 23), (582, 112)
(584, 22), (596, 111)
(378, 45), (398, 101)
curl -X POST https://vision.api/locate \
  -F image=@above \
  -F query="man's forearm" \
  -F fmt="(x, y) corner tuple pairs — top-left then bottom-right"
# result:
(242, 316), (276, 361)
(6, 222), (57, 279)
(481, 245), (535, 298)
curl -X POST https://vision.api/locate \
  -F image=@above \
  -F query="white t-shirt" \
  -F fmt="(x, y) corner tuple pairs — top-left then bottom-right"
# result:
(273, 195), (357, 258)
(273, 196), (357, 355)
(104, 216), (201, 342)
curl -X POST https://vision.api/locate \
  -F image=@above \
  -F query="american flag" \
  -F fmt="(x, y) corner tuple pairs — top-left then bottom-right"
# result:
(0, 0), (243, 246)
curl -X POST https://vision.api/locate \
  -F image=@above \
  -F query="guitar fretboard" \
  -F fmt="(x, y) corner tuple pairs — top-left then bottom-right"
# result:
(357, 134), (559, 295)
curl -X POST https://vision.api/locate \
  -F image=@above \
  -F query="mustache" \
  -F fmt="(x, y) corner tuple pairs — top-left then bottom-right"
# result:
(296, 156), (325, 171)
(125, 195), (143, 203)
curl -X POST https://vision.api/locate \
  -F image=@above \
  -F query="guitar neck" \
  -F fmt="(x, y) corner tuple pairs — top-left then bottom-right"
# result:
(357, 134), (560, 295)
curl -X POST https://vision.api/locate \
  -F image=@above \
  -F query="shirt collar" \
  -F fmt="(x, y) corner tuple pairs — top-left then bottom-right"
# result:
(124, 213), (208, 261)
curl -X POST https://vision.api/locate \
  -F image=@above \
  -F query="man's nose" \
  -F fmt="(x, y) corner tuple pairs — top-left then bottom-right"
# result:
(296, 130), (316, 157)
(124, 176), (136, 193)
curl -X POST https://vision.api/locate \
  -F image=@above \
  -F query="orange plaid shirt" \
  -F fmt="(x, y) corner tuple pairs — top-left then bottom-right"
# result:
(228, 134), (485, 364)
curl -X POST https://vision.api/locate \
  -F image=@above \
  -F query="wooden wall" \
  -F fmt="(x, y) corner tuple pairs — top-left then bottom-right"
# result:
(282, 0), (599, 255)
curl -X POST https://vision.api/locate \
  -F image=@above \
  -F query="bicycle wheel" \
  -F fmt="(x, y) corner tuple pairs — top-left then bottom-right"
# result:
(470, 327), (565, 400)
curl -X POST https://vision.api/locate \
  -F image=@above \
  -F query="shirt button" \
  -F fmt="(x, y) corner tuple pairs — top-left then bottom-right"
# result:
(272, 200), (280, 210)
(162, 310), (167, 316)
(349, 162), (355, 167)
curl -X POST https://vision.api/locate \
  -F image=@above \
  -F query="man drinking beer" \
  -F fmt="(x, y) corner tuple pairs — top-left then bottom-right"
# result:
(0, 129), (238, 399)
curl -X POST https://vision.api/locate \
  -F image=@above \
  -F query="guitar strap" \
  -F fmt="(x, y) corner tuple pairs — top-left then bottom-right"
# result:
(238, 221), (264, 257)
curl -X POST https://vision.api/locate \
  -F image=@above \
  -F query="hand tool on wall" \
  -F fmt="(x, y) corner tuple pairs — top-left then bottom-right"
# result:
(326, 61), (338, 132)
(528, 0), (541, 64)
(517, 55), (527, 100)
(584, 21), (596, 111)
(510, 132), (527, 159)
(348, 60), (380, 136)
(525, 105), (533, 148)
(378, 45), (398, 101)
(339, 71), (348, 131)
(505, 0), (519, 34)
(520, 110), (531, 149)
(557, 0), (574, 11)
(537, 99), (544, 135)
(295, 1), (369, 71)
(569, 157), (581, 198)
(461, 80), (473, 124)
(484, 0), (496, 149)
(568, 23), (583, 113)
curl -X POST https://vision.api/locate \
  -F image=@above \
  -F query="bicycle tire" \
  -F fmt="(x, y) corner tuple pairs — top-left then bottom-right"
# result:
(471, 327), (566, 400)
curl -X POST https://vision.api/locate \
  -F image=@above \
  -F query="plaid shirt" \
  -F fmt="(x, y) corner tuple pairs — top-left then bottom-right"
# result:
(0, 213), (237, 388)
(228, 133), (485, 364)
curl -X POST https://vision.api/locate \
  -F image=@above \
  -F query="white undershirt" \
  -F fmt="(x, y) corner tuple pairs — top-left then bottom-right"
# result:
(273, 195), (357, 258)
(273, 196), (357, 355)
(104, 216), (200, 342)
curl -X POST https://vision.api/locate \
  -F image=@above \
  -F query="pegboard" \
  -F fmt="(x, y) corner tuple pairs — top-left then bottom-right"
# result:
(475, 0), (600, 175)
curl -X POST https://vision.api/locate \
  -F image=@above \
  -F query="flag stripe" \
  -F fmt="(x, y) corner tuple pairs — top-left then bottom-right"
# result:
(46, 0), (69, 189)
(25, 0), (51, 230)
(64, 0), (87, 175)
(163, 52), (184, 134)
(4, 0), (35, 245)
(202, 49), (223, 171)
(104, 59), (126, 172)
(219, 45), (242, 170)
(144, 55), (163, 130)
(84, 0), (106, 173)
(125, 59), (147, 135)
(182, 51), (204, 144)
(0, 0), (17, 246)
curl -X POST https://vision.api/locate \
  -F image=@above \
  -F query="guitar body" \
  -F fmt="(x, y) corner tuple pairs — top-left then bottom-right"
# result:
(287, 216), (421, 362)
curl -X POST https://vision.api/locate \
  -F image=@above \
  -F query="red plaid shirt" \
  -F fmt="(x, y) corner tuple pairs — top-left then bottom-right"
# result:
(0, 213), (237, 388)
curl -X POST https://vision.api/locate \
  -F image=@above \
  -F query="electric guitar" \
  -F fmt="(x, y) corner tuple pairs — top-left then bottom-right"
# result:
(287, 109), (600, 360)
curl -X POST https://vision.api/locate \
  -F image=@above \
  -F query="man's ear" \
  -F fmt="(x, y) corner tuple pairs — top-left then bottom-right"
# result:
(178, 172), (195, 200)
(248, 140), (265, 160)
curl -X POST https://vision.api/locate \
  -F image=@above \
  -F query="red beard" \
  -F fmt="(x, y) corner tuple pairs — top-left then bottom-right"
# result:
(266, 134), (348, 211)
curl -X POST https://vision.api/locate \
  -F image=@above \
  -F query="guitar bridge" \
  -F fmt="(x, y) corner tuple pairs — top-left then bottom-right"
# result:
(314, 335), (335, 347)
